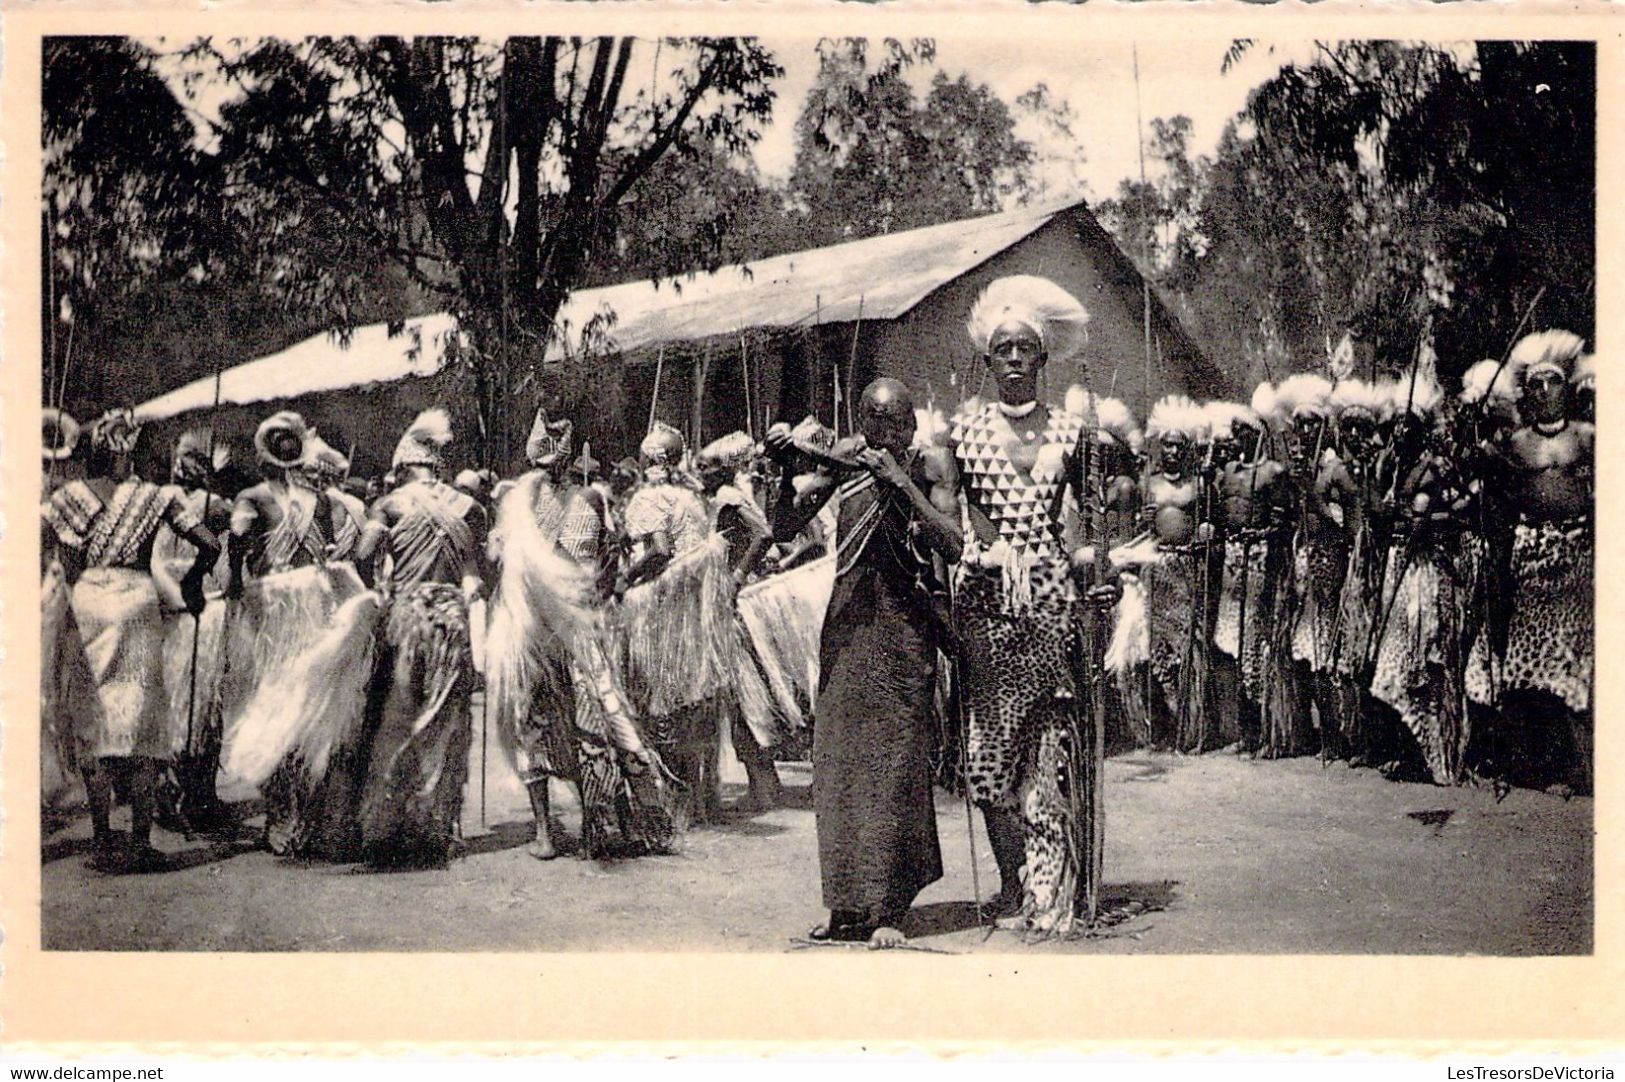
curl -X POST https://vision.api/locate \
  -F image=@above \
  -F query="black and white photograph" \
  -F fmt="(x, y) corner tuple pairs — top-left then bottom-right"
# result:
(30, 24), (1596, 968)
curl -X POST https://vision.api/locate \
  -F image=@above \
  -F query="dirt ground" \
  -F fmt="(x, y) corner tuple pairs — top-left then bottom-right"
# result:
(41, 705), (1591, 955)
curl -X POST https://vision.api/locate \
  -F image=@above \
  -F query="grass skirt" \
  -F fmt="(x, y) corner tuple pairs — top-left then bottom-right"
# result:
(67, 568), (170, 760)
(359, 583), (473, 867)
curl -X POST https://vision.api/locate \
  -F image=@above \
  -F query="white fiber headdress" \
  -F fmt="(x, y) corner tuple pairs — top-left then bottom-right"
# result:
(255, 411), (310, 469)
(1330, 380), (1388, 421)
(1573, 353), (1595, 391)
(1273, 373), (1334, 423)
(392, 408), (454, 470)
(1510, 329), (1586, 383)
(1064, 385), (1143, 453)
(1146, 394), (1208, 441)
(1203, 400), (1260, 441)
(43, 408), (81, 462)
(1459, 359), (1518, 406)
(697, 430), (756, 471)
(966, 275), (1090, 363)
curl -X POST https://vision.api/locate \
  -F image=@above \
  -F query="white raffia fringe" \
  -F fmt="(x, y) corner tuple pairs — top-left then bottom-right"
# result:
(1106, 573), (1150, 675)
(221, 590), (383, 788)
(736, 553), (835, 727)
(484, 475), (615, 771)
(622, 533), (737, 714)
(219, 564), (362, 777)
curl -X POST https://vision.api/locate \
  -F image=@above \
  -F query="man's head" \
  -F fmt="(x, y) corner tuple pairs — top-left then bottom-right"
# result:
(1509, 330), (1585, 429)
(967, 276), (1089, 407)
(696, 431), (755, 494)
(255, 411), (310, 480)
(1522, 363), (1571, 427)
(391, 408), (454, 480)
(639, 422), (686, 482)
(43, 408), (81, 466)
(858, 378), (916, 454)
(610, 457), (641, 496)
(85, 409), (142, 479)
(985, 321), (1046, 405)
(1146, 395), (1204, 476)
(171, 428), (226, 488)
(525, 407), (575, 479)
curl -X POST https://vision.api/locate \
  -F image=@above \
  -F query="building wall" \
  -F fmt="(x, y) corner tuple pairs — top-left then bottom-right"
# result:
(142, 207), (1224, 480)
(860, 209), (1230, 421)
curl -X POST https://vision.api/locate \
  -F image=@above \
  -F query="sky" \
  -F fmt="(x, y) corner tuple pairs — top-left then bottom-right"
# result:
(155, 35), (1317, 205)
(745, 37), (1324, 201)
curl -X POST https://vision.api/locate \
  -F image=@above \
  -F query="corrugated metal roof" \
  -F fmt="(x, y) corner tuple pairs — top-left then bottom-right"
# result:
(135, 313), (462, 423)
(134, 200), (1077, 422)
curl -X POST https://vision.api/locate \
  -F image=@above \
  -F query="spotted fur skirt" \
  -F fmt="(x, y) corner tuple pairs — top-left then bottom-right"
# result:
(1371, 541), (1477, 786)
(1466, 519), (1592, 715)
(955, 556), (1091, 935)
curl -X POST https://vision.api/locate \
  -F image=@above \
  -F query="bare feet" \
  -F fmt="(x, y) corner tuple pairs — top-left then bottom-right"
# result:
(527, 823), (559, 861)
(867, 926), (908, 950)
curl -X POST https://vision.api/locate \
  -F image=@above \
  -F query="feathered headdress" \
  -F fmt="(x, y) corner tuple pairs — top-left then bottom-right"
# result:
(966, 275), (1090, 363)
(1510, 329), (1586, 383)
(1146, 394), (1208, 441)
(42, 407), (80, 462)
(639, 420), (686, 465)
(392, 407), (454, 470)
(175, 427), (231, 472)
(1573, 353), (1595, 391)
(1273, 373), (1334, 423)
(697, 430), (756, 472)
(256, 411), (311, 469)
(789, 415), (834, 453)
(1096, 396), (1143, 454)
(525, 407), (574, 467)
(1402, 367), (1444, 417)
(87, 408), (142, 457)
(1459, 359), (1518, 407)
(1330, 379), (1388, 422)
(1203, 400), (1260, 442)
(1062, 385), (1142, 452)
(1250, 381), (1278, 425)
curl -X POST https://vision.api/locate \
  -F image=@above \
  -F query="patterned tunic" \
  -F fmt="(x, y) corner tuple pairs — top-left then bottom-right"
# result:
(42, 479), (202, 760)
(359, 480), (479, 866)
(950, 401), (1091, 934)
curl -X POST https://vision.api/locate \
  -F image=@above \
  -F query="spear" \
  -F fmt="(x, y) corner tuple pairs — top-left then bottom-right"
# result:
(178, 342), (229, 840)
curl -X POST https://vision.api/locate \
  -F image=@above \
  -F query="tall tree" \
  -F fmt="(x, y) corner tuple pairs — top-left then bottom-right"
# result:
(1098, 40), (1593, 388)
(43, 36), (214, 414)
(198, 35), (782, 467)
(786, 38), (1036, 246)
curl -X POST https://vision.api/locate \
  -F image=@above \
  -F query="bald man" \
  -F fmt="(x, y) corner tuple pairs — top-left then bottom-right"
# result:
(769, 379), (962, 948)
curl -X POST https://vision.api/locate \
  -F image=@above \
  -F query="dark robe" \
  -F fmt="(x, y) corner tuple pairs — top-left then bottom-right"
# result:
(812, 464), (944, 922)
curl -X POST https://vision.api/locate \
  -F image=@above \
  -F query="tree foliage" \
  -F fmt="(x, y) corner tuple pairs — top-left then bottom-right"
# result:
(188, 35), (782, 465)
(1098, 40), (1594, 387)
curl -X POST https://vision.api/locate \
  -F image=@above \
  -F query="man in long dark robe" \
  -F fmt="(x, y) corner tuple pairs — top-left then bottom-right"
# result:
(768, 379), (963, 949)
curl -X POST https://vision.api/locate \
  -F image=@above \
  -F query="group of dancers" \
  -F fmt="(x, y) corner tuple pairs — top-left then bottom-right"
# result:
(39, 273), (1592, 948)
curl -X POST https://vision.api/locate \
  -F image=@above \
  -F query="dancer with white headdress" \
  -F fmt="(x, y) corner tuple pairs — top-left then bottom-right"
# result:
(948, 275), (1117, 936)
(348, 408), (487, 867)
(1467, 331), (1594, 793)
(486, 406), (673, 860)
(219, 411), (369, 857)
